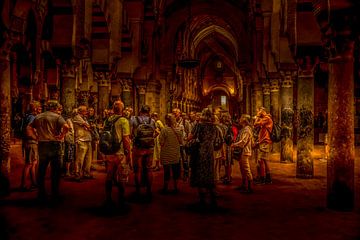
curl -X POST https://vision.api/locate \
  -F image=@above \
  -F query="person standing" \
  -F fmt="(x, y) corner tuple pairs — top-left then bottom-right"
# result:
(88, 107), (100, 170)
(188, 108), (218, 208)
(159, 114), (183, 194)
(131, 105), (156, 201)
(63, 109), (76, 177)
(232, 114), (254, 193)
(20, 101), (42, 191)
(72, 105), (93, 181)
(28, 100), (69, 202)
(151, 112), (164, 172)
(253, 107), (273, 184)
(103, 100), (131, 210)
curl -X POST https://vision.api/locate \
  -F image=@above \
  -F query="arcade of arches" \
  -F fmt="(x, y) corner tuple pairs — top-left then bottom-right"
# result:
(0, 0), (360, 238)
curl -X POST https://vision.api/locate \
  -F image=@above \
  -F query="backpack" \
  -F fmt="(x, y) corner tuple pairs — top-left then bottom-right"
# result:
(134, 116), (155, 149)
(99, 116), (122, 155)
(213, 125), (224, 151)
(224, 124), (234, 146)
(13, 113), (33, 139)
(269, 121), (282, 142)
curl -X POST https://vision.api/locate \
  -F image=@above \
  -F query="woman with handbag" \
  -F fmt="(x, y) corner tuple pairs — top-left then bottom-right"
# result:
(159, 114), (183, 194)
(231, 114), (254, 193)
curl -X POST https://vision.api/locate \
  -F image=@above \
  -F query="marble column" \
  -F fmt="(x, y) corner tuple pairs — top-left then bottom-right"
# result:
(0, 56), (11, 196)
(252, 82), (263, 117)
(280, 74), (294, 163)
(262, 82), (271, 114)
(146, 80), (161, 114)
(61, 62), (76, 115)
(327, 42), (355, 211)
(98, 78), (110, 115)
(121, 79), (133, 108)
(296, 61), (314, 178)
(270, 78), (280, 151)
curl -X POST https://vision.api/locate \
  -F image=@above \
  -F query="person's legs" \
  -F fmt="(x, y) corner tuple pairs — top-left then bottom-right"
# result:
(20, 144), (32, 189)
(75, 142), (87, 180)
(20, 164), (31, 189)
(133, 150), (142, 194)
(30, 144), (38, 186)
(144, 152), (153, 198)
(30, 161), (38, 186)
(105, 156), (116, 203)
(241, 155), (253, 192)
(239, 157), (246, 188)
(37, 143), (50, 199)
(162, 165), (171, 192)
(263, 159), (272, 184)
(50, 144), (62, 198)
(83, 141), (93, 177)
(172, 163), (181, 192)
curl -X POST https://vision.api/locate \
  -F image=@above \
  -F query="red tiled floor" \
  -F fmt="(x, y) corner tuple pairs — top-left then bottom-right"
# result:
(1, 142), (359, 240)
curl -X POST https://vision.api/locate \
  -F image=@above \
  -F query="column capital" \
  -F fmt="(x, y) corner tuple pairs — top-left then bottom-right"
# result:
(281, 75), (293, 88)
(270, 79), (280, 92)
(262, 83), (270, 95)
(61, 59), (77, 78)
(297, 56), (318, 77)
(313, 1), (357, 60)
(121, 78), (133, 91)
(137, 85), (146, 95)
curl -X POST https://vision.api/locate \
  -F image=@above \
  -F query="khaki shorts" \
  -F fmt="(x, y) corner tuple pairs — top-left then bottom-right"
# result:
(106, 154), (130, 183)
(258, 143), (270, 160)
(24, 143), (39, 164)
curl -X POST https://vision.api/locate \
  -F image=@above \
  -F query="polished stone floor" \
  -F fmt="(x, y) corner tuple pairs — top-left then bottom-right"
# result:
(1, 142), (359, 240)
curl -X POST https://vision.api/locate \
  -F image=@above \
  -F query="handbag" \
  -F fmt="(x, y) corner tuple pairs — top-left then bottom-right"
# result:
(185, 138), (200, 155)
(232, 147), (243, 159)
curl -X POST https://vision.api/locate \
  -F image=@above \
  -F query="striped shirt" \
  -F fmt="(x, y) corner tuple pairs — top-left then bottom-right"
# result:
(159, 126), (183, 165)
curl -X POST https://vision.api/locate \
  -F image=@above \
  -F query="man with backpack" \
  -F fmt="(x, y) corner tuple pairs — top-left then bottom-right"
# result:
(130, 105), (156, 201)
(101, 100), (131, 210)
(253, 107), (273, 184)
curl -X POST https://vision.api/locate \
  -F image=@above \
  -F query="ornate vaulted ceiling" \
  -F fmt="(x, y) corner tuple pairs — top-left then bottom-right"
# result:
(159, 0), (251, 101)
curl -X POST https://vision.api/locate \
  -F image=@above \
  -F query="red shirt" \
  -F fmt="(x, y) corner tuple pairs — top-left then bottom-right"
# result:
(232, 125), (239, 142)
(254, 115), (273, 144)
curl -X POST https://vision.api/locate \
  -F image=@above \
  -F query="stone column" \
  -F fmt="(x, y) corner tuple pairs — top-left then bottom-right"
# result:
(327, 40), (355, 211)
(0, 56), (11, 196)
(138, 85), (146, 109)
(121, 79), (133, 108)
(262, 82), (271, 113)
(252, 82), (263, 117)
(296, 58), (314, 178)
(313, 0), (356, 211)
(98, 78), (110, 115)
(61, 61), (76, 115)
(146, 80), (161, 114)
(270, 78), (280, 151)
(280, 73), (294, 163)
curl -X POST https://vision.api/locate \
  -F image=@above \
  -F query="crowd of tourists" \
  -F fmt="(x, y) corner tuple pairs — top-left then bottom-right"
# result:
(17, 99), (274, 210)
